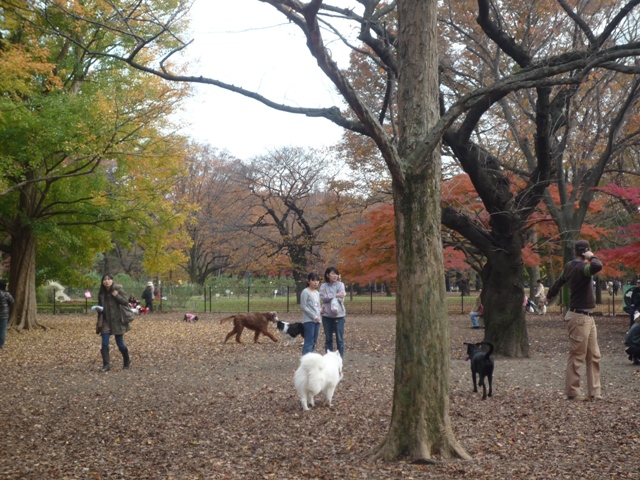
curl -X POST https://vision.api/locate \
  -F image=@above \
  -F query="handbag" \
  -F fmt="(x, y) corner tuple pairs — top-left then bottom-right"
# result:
(120, 304), (136, 324)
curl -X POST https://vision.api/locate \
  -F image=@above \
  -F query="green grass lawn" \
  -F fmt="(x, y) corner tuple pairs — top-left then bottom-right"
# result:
(173, 293), (479, 315)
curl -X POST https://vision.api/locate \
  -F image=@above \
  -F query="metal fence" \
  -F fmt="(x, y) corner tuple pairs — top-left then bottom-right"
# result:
(37, 284), (632, 317)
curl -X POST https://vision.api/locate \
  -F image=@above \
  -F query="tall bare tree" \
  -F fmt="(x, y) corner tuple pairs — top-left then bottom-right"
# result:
(173, 144), (241, 284)
(236, 146), (356, 299)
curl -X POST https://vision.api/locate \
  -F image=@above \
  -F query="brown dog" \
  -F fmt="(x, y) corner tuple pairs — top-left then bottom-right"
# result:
(220, 311), (279, 343)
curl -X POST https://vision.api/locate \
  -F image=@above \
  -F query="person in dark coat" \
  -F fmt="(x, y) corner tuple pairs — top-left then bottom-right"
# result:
(626, 279), (640, 327)
(98, 274), (132, 371)
(625, 320), (640, 365)
(0, 279), (15, 349)
(141, 281), (154, 312)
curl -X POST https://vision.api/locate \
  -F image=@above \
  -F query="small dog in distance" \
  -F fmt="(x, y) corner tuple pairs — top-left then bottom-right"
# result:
(464, 341), (494, 400)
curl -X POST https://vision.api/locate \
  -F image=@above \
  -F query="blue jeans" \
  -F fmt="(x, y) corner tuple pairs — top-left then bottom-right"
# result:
(322, 316), (345, 358)
(101, 333), (127, 350)
(302, 321), (320, 355)
(0, 317), (7, 348)
(470, 312), (480, 327)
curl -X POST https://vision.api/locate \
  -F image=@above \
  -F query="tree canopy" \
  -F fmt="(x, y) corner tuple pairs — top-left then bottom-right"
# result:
(0, 1), (192, 329)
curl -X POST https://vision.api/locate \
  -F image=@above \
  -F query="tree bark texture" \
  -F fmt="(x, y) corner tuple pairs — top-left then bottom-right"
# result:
(481, 243), (530, 358)
(371, 0), (469, 462)
(8, 225), (42, 330)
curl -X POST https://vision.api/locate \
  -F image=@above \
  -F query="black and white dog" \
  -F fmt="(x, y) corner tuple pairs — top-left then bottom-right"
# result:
(464, 341), (494, 400)
(276, 320), (305, 346)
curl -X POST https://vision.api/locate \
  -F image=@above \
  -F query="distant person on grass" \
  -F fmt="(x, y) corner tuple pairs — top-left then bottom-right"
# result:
(534, 279), (547, 315)
(142, 281), (154, 312)
(469, 290), (483, 329)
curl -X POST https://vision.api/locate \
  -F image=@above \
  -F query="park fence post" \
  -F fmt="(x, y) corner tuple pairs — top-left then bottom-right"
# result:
(612, 291), (616, 316)
(209, 286), (212, 312)
(247, 286), (250, 312)
(370, 282), (373, 314)
(287, 286), (290, 313)
(461, 290), (464, 314)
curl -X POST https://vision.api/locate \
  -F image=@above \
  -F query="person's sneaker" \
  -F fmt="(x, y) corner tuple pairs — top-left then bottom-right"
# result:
(472, 326), (480, 329)
(588, 395), (603, 400)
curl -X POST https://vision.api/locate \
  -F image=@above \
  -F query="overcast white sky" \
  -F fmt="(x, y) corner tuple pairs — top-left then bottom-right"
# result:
(175, 0), (359, 160)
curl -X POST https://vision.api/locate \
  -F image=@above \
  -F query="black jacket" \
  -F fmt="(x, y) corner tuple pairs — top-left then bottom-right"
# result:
(141, 286), (153, 302)
(0, 290), (14, 322)
(547, 256), (603, 310)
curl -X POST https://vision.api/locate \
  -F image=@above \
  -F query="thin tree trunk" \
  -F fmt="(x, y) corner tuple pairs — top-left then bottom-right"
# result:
(8, 226), (42, 330)
(528, 265), (540, 299)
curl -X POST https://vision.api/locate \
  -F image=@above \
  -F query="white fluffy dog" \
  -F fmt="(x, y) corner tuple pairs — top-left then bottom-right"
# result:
(293, 351), (343, 411)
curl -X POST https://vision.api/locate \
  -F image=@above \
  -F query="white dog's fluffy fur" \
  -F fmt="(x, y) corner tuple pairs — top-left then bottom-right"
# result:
(293, 351), (343, 411)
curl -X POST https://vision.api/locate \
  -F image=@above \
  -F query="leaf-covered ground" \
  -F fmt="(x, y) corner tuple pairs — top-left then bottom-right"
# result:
(1, 312), (639, 479)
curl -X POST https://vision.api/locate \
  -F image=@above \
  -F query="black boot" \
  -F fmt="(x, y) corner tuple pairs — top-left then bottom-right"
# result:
(120, 348), (131, 369)
(100, 348), (110, 372)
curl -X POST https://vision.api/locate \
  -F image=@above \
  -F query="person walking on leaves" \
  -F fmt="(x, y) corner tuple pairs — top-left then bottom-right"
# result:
(97, 274), (132, 372)
(540, 240), (603, 401)
(142, 281), (154, 312)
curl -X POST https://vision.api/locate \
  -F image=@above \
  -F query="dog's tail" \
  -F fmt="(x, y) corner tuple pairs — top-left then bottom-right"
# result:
(220, 315), (235, 325)
(480, 341), (494, 357)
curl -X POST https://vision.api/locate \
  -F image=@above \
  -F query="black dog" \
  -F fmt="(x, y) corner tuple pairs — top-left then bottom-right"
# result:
(276, 320), (305, 345)
(464, 341), (494, 400)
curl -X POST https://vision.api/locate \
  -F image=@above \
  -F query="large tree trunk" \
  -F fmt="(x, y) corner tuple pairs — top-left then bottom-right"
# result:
(482, 244), (530, 357)
(371, 0), (468, 462)
(8, 225), (42, 330)
(371, 177), (470, 462)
